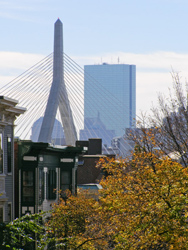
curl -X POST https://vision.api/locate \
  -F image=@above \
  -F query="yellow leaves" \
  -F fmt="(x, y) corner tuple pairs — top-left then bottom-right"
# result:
(99, 153), (188, 248)
(47, 152), (188, 249)
(47, 191), (111, 249)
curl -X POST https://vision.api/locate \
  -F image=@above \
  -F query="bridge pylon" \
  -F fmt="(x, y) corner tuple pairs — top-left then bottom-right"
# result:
(38, 19), (77, 146)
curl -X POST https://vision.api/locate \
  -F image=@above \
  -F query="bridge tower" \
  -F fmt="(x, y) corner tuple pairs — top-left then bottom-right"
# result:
(38, 19), (77, 145)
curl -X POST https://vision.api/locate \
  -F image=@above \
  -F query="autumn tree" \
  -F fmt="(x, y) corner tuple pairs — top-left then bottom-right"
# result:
(46, 151), (188, 249)
(99, 153), (188, 249)
(47, 191), (113, 250)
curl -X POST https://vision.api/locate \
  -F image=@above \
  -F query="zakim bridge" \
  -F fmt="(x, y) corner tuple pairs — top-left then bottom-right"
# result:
(0, 19), (135, 157)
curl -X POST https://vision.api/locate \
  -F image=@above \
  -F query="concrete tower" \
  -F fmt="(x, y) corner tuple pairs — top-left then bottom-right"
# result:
(38, 19), (77, 145)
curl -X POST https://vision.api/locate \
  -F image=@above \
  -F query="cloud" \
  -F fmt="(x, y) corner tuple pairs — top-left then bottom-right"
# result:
(0, 50), (188, 116)
(72, 51), (188, 73)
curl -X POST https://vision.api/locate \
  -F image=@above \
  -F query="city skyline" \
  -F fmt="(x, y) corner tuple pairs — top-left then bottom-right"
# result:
(0, 0), (188, 116)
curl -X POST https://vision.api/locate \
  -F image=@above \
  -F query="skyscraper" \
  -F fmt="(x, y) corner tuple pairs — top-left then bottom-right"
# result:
(80, 63), (136, 146)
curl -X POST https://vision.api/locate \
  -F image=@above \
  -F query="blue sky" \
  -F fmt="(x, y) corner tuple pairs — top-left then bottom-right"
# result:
(0, 0), (188, 115)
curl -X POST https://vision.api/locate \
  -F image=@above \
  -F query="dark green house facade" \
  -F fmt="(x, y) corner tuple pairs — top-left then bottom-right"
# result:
(15, 140), (84, 217)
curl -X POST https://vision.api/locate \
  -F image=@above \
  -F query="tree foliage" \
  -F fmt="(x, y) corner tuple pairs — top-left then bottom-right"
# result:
(99, 154), (188, 249)
(46, 152), (188, 249)
(2, 213), (46, 249)
(47, 191), (111, 249)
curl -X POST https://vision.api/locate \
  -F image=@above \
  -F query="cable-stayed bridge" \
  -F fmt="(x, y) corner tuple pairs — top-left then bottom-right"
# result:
(0, 19), (135, 157)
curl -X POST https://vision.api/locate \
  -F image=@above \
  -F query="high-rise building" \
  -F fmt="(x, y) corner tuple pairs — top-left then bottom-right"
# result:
(80, 63), (136, 146)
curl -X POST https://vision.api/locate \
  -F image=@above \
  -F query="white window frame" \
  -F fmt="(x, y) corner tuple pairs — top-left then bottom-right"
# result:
(7, 135), (12, 174)
(0, 132), (3, 174)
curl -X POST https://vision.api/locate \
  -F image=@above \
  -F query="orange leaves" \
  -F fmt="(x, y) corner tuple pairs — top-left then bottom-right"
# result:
(100, 153), (188, 249)
(47, 152), (188, 249)
(47, 192), (110, 249)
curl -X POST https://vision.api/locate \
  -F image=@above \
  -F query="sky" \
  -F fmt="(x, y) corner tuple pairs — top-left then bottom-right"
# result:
(1, 0), (188, 116)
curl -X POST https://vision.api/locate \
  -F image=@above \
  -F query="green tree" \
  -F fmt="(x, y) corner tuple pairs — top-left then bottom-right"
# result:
(2, 213), (47, 249)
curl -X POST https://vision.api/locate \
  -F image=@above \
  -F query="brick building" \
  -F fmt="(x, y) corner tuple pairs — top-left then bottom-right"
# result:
(76, 138), (115, 184)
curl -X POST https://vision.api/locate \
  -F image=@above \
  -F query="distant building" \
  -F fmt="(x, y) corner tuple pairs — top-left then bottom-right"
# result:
(30, 117), (65, 145)
(80, 115), (115, 147)
(83, 63), (136, 146)
(0, 96), (26, 223)
(111, 134), (134, 158)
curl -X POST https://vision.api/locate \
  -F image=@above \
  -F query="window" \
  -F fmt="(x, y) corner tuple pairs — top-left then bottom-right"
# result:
(0, 206), (3, 222)
(7, 203), (12, 222)
(7, 137), (11, 173)
(47, 169), (56, 200)
(0, 134), (3, 174)
(39, 169), (44, 204)
(61, 170), (71, 192)
(22, 170), (34, 203)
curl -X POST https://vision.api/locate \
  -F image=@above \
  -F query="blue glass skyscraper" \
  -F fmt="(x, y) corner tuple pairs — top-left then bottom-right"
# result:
(80, 63), (136, 146)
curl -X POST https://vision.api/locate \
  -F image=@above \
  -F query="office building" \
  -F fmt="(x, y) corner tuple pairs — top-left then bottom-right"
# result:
(81, 63), (136, 146)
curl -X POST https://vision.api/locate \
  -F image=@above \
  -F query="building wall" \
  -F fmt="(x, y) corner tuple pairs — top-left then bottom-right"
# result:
(4, 125), (14, 222)
(0, 125), (14, 223)
(0, 125), (16, 223)
(14, 140), (19, 219)
(77, 156), (102, 184)
(84, 64), (136, 139)
(0, 96), (25, 223)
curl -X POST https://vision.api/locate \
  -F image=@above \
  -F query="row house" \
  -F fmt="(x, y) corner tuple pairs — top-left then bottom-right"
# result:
(14, 140), (85, 217)
(0, 96), (26, 223)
